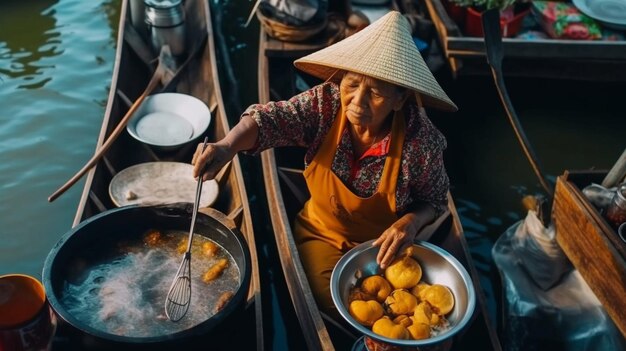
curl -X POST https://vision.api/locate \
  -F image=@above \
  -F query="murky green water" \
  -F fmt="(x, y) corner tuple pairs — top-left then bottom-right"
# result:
(0, 0), (121, 277)
(1, 0), (625, 349)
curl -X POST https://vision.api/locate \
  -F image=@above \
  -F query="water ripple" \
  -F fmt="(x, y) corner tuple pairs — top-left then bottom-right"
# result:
(0, 0), (119, 277)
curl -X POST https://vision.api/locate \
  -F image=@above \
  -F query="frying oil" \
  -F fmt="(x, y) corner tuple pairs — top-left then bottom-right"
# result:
(60, 230), (240, 337)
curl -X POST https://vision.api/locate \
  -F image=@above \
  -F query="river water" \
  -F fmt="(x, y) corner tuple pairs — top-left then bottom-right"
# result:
(1, 0), (625, 349)
(0, 0), (120, 276)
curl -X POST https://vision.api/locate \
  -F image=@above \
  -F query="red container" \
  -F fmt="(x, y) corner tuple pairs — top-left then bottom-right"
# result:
(464, 6), (530, 37)
(443, 0), (467, 28)
(0, 274), (57, 351)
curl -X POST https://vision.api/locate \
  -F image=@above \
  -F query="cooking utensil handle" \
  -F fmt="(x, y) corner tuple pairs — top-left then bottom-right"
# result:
(48, 47), (176, 203)
(186, 136), (209, 252)
(48, 75), (161, 202)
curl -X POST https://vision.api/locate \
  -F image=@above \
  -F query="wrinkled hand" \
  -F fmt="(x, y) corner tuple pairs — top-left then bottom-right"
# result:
(372, 215), (419, 269)
(191, 142), (234, 181)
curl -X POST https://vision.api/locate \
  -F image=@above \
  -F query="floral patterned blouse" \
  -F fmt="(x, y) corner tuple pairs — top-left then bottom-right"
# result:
(243, 82), (449, 217)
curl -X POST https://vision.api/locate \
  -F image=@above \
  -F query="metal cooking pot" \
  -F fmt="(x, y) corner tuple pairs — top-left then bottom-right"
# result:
(42, 203), (251, 351)
(331, 240), (475, 350)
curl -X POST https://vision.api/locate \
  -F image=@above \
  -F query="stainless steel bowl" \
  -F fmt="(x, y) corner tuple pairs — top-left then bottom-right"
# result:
(331, 240), (476, 348)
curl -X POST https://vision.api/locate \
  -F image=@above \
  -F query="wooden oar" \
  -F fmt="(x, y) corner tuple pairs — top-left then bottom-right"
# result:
(48, 46), (177, 202)
(602, 148), (626, 188)
(481, 8), (553, 197)
(244, 0), (262, 27)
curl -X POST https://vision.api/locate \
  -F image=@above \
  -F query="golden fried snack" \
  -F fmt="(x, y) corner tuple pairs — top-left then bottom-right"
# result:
(430, 312), (441, 326)
(410, 282), (431, 301)
(360, 275), (392, 303)
(392, 314), (412, 328)
(421, 284), (455, 315)
(349, 300), (384, 327)
(202, 241), (220, 258)
(202, 258), (229, 283)
(383, 289), (418, 316)
(214, 291), (234, 313)
(371, 316), (409, 340)
(142, 229), (162, 247)
(348, 287), (375, 303)
(176, 239), (187, 254)
(384, 256), (422, 289)
(413, 302), (433, 325)
(407, 318), (431, 340)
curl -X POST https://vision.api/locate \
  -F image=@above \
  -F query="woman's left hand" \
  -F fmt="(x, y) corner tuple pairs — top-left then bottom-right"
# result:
(372, 214), (419, 269)
(372, 203), (437, 269)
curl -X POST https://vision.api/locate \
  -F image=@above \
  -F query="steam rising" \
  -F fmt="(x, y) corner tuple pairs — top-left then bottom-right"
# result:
(60, 231), (240, 338)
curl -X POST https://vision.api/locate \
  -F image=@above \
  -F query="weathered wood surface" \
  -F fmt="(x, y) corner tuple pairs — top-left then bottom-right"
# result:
(70, 0), (264, 349)
(553, 171), (626, 338)
(258, 18), (502, 351)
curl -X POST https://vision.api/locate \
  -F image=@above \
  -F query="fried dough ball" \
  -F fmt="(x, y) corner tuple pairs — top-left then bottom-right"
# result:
(214, 291), (234, 313)
(202, 241), (219, 258)
(348, 287), (375, 303)
(421, 284), (455, 315)
(361, 275), (392, 303)
(407, 318), (431, 340)
(176, 239), (187, 254)
(383, 289), (418, 316)
(430, 312), (441, 326)
(411, 282), (431, 301)
(142, 229), (162, 247)
(413, 302), (434, 325)
(384, 256), (422, 289)
(372, 316), (409, 340)
(349, 300), (384, 327)
(392, 314), (412, 328)
(202, 258), (229, 283)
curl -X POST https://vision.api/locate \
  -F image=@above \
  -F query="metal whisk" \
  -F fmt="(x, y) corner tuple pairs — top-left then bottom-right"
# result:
(165, 137), (208, 322)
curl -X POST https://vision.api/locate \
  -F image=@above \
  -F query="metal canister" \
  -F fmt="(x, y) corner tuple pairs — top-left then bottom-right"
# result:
(606, 183), (626, 229)
(144, 0), (186, 58)
(129, 0), (148, 38)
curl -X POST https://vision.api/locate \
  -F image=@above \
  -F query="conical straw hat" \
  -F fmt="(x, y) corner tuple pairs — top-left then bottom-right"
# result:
(294, 11), (457, 112)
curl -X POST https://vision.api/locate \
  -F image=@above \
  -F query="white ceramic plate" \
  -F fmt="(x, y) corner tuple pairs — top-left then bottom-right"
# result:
(109, 162), (218, 208)
(127, 93), (211, 150)
(573, 0), (626, 30)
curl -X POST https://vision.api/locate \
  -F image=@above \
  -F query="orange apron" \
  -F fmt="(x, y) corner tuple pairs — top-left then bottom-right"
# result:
(294, 108), (406, 314)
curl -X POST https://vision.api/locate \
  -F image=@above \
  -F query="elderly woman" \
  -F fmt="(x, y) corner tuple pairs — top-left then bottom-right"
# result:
(192, 11), (457, 316)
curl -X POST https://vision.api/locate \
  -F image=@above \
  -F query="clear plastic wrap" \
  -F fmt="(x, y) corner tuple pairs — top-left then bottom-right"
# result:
(493, 211), (626, 350)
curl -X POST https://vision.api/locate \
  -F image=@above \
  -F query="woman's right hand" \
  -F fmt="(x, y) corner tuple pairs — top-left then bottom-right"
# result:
(191, 142), (235, 181)
(191, 114), (260, 181)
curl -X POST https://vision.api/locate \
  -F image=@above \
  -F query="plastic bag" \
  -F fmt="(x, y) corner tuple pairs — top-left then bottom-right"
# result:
(510, 210), (570, 290)
(531, 1), (602, 40)
(259, 0), (327, 27)
(493, 211), (626, 350)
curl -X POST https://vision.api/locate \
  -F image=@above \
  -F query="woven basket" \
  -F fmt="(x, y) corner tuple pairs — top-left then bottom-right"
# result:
(257, 10), (328, 42)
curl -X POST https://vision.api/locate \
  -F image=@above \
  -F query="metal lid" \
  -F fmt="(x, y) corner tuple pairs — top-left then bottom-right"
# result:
(144, 0), (182, 9)
(145, 0), (185, 27)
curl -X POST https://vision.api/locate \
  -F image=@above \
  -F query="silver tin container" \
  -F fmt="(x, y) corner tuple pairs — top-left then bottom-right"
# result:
(145, 0), (186, 57)
(129, 0), (148, 38)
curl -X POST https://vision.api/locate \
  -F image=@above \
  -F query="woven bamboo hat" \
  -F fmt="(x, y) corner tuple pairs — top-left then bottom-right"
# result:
(294, 11), (457, 112)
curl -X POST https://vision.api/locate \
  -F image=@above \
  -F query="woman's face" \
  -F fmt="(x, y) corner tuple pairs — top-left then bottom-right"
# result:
(339, 72), (407, 129)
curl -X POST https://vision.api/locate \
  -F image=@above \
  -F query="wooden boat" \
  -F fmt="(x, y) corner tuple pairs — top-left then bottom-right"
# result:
(423, 0), (626, 81)
(257, 6), (502, 350)
(55, 0), (263, 349)
(552, 170), (626, 338)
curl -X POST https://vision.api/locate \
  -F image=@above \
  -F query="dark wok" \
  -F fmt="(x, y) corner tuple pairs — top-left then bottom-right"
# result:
(42, 203), (251, 350)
